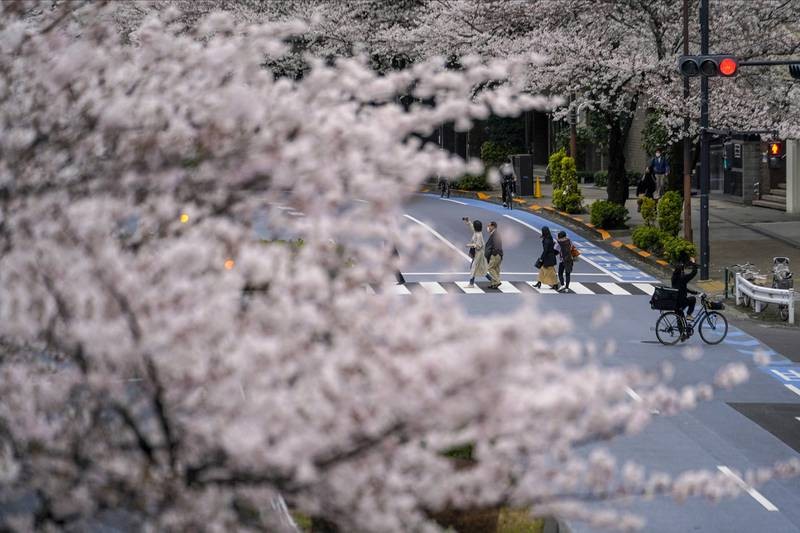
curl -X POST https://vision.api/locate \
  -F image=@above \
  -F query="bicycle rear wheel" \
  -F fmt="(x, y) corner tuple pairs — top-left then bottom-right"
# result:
(699, 311), (728, 345)
(656, 312), (683, 345)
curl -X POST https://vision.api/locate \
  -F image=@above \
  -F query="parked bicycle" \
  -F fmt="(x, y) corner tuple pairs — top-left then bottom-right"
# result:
(726, 262), (766, 308)
(771, 256), (793, 321)
(651, 289), (728, 345)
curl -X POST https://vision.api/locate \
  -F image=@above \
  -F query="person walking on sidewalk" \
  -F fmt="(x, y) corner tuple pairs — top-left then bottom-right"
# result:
(637, 165), (657, 211)
(485, 221), (503, 289)
(555, 230), (574, 293)
(501, 164), (515, 209)
(649, 149), (670, 198)
(463, 217), (487, 288)
(533, 226), (558, 290)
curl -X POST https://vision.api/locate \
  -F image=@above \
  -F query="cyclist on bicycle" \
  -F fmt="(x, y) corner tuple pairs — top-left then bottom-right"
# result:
(671, 254), (698, 322)
(438, 175), (450, 198)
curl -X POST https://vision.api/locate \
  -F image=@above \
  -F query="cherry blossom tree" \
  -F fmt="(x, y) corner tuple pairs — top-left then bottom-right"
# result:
(1, 2), (799, 531)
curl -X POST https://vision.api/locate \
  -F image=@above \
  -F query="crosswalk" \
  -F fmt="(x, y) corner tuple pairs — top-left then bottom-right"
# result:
(371, 281), (659, 296)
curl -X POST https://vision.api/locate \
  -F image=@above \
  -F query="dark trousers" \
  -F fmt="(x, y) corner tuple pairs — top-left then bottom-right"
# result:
(681, 296), (696, 316)
(558, 262), (571, 288)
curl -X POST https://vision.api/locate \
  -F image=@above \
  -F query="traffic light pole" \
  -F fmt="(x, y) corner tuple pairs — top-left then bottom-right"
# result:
(699, 0), (710, 280)
(682, 0), (693, 244)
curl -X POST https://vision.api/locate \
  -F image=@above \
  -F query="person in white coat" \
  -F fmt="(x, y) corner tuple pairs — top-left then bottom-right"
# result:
(463, 217), (488, 287)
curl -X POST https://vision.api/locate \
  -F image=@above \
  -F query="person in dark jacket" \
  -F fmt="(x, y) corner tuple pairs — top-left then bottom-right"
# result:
(650, 149), (671, 198)
(533, 226), (558, 290)
(485, 221), (503, 288)
(555, 230), (574, 292)
(671, 255), (698, 322)
(501, 164), (516, 209)
(637, 165), (657, 211)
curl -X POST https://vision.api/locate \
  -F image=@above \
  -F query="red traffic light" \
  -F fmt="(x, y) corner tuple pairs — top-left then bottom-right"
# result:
(719, 57), (738, 76)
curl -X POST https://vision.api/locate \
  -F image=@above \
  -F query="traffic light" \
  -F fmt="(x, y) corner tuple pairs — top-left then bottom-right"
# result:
(678, 55), (739, 77)
(769, 141), (783, 157)
(790, 64), (800, 80)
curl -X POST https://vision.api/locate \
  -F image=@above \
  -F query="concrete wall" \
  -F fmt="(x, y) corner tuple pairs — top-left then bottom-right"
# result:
(787, 139), (800, 214)
(625, 104), (649, 173)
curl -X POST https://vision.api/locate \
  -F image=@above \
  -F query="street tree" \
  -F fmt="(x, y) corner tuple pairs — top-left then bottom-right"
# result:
(0, 2), (798, 531)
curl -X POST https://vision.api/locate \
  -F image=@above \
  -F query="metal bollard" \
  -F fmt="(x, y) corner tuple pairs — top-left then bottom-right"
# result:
(534, 176), (542, 199)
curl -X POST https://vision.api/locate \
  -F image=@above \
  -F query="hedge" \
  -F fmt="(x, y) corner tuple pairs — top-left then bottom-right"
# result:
(657, 190), (682, 236)
(590, 200), (629, 229)
(457, 174), (489, 191)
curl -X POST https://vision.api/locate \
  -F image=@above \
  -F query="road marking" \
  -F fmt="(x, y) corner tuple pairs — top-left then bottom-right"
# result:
(455, 281), (484, 294)
(785, 384), (800, 397)
(404, 214), (471, 262)
(441, 198), (468, 205)
(717, 466), (778, 512)
(354, 199), (369, 203)
(401, 272), (611, 276)
(496, 281), (521, 294)
(526, 281), (558, 294)
(633, 283), (656, 295)
(365, 285), (376, 294)
(599, 282), (631, 295)
(502, 215), (624, 282)
(795, 417), (800, 422)
(390, 284), (411, 295)
(419, 281), (447, 294)
(625, 387), (642, 402)
(568, 282), (595, 295)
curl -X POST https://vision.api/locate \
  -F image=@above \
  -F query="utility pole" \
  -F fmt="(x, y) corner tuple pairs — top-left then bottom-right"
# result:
(569, 95), (578, 159)
(699, 0), (710, 279)
(682, 0), (693, 243)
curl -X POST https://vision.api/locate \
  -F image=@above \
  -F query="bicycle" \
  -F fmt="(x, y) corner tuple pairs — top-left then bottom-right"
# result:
(726, 262), (766, 308)
(654, 292), (728, 346)
(438, 178), (451, 198)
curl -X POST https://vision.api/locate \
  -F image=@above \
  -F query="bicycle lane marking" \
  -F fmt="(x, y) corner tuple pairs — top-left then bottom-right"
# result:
(722, 325), (800, 398)
(440, 194), (656, 283)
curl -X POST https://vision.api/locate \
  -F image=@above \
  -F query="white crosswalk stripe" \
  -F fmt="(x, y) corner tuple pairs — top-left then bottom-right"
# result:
(496, 281), (521, 294)
(419, 281), (447, 294)
(365, 282), (658, 296)
(568, 282), (594, 295)
(599, 282), (631, 295)
(526, 281), (558, 294)
(455, 281), (485, 294)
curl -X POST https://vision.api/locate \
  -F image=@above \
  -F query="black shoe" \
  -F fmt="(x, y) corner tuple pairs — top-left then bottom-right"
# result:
(533, 282), (541, 288)
(486, 274), (493, 281)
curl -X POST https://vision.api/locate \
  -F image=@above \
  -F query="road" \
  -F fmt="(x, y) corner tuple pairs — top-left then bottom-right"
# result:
(400, 193), (800, 532)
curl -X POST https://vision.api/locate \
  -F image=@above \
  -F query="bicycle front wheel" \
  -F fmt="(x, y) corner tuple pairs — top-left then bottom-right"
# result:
(656, 312), (683, 345)
(699, 311), (728, 345)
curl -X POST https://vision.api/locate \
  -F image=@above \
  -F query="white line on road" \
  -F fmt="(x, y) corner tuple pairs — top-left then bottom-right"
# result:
(503, 215), (624, 282)
(786, 384), (800, 397)
(526, 281), (558, 294)
(401, 272), (609, 276)
(419, 281), (447, 294)
(441, 198), (468, 205)
(496, 281), (522, 294)
(403, 214), (471, 262)
(795, 417), (800, 422)
(568, 282), (595, 295)
(455, 281), (485, 294)
(599, 282), (631, 295)
(390, 284), (412, 295)
(625, 387), (642, 402)
(717, 466), (778, 512)
(633, 282), (657, 295)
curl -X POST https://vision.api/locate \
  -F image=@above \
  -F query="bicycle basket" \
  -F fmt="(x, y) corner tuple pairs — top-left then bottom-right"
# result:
(774, 278), (794, 290)
(650, 286), (679, 311)
(707, 300), (725, 310)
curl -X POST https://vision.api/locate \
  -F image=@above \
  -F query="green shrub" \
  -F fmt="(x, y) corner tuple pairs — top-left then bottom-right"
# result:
(593, 170), (608, 187)
(552, 155), (583, 213)
(640, 196), (657, 226)
(577, 170), (593, 183)
(457, 174), (489, 190)
(661, 235), (696, 265)
(632, 225), (666, 252)
(657, 190), (682, 236)
(590, 200), (629, 229)
(480, 141), (515, 170)
(548, 148), (566, 188)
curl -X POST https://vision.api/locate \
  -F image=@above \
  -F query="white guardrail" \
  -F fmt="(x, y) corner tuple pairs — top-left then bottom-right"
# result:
(735, 272), (796, 324)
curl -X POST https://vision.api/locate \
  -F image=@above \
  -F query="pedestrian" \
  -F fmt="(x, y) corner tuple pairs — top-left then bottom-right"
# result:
(533, 226), (558, 290)
(636, 165), (657, 211)
(393, 246), (405, 284)
(649, 149), (670, 198)
(554, 230), (574, 293)
(438, 175), (450, 198)
(485, 221), (503, 289)
(671, 254), (699, 335)
(463, 217), (488, 288)
(501, 164), (515, 209)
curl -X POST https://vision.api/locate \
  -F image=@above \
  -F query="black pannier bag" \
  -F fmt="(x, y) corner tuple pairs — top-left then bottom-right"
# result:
(650, 286), (679, 311)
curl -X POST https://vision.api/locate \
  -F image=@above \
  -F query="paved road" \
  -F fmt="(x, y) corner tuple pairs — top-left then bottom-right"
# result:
(400, 194), (800, 532)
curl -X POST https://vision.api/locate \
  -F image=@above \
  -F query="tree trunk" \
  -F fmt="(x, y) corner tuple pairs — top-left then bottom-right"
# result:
(606, 116), (628, 205)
